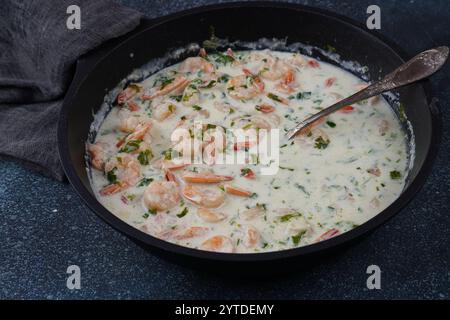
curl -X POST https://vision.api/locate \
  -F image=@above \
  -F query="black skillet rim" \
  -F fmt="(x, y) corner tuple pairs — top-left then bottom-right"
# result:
(58, 1), (441, 263)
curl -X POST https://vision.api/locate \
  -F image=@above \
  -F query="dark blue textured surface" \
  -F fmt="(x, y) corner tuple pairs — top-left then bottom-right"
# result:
(1, 0), (449, 299)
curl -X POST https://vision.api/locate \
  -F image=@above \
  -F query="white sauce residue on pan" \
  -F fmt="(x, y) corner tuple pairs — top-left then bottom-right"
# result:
(87, 45), (411, 253)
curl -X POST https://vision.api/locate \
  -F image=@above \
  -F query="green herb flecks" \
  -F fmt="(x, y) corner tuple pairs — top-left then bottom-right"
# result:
(177, 207), (189, 218)
(267, 93), (283, 103)
(170, 95), (183, 102)
(292, 230), (307, 246)
(289, 91), (312, 100)
(314, 136), (330, 149)
(145, 208), (157, 218)
(202, 80), (217, 88)
(279, 166), (295, 171)
(119, 139), (142, 153)
(398, 103), (407, 122)
(157, 76), (174, 90)
(106, 168), (118, 184)
(294, 183), (310, 196)
(218, 74), (230, 83)
(138, 177), (154, 187)
(279, 212), (302, 222)
(240, 168), (252, 177)
(137, 149), (153, 166)
(326, 121), (336, 128)
(162, 148), (174, 160)
(214, 52), (235, 65)
(390, 170), (402, 180)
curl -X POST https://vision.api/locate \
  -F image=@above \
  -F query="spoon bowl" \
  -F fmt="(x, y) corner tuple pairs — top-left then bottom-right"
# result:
(286, 46), (449, 140)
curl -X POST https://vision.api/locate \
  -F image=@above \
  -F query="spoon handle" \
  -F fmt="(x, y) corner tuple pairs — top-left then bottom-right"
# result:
(286, 46), (449, 140)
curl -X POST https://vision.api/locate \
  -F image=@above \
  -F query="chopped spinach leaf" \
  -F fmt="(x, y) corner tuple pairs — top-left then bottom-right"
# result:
(106, 168), (117, 184)
(177, 207), (189, 218)
(292, 230), (307, 245)
(119, 139), (142, 153)
(138, 149), (153, 165)
(390, 170), (402, 180)
(326, 121), (336, 128)
(138, 177), (154, 187)
(314, 136), (330, 149)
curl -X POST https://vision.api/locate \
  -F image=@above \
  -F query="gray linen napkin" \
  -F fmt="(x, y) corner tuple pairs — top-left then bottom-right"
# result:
(0, 0), (142, 180)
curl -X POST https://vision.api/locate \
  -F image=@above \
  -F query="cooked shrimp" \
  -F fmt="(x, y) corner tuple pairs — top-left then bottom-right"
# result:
(142, 75), (189, 100)
(164, 170), (178, 184)
(152, 102), (176, 121)
(315, 228), (340, 242)
(182, 184), (225, 208)
(174, 226), (209, 240)
(339, 105), (354, 113)
(99, 183), (126, 196)
(202, 125), (226, 164)
(119, 116), (140, 133)
(307, 59), (320, 68)
(255, 103), (276, 113)
(117, 84), (141, 105)
(179, 57), (215, 74)
(127, 101), (140, 112)
(324, 77), (336, 87)
(202, 124), (226, 147)
(198, 48), (207, 58)
(233, 140), (258, 151)
(172, 137), (202, 163)
(260, 57), (292, 81)
(87, 143), (106, 171)
(288, 54), (307, 68)
(125, 122), (152, 143)
(241, 206), (264, 220)
(243, 226), (260, 248)
(197, 208), (226, 223)
(227, 74), (264, 100)
(224, 185), (253, 197)
(275, 69), (298, 94)
(200, 235), (234, 253)
(232, 116), (271, 131)
(161, 159), (189, 171)
(182, 172), (233, 184)
(214, 101), (236, 114)
(143, 180), (180, 211)
(100, 155), (141, 196)
(295, 126), (330, 149)
(181, 83), (200, 106)
(251, 117), (272, 130)
(226, 48), (236, 60)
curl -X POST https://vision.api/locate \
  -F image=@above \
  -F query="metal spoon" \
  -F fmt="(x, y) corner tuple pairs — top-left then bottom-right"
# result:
(285, 46), (449, 140)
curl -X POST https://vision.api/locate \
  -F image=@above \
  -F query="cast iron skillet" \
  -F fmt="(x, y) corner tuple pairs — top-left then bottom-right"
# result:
(58, 2), (440, 273)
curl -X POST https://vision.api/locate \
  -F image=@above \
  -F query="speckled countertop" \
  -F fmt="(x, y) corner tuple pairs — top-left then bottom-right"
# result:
(1, 0), (449, 299)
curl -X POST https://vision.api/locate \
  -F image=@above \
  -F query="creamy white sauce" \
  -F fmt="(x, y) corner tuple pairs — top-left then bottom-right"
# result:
(88, 50), (408, 253)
